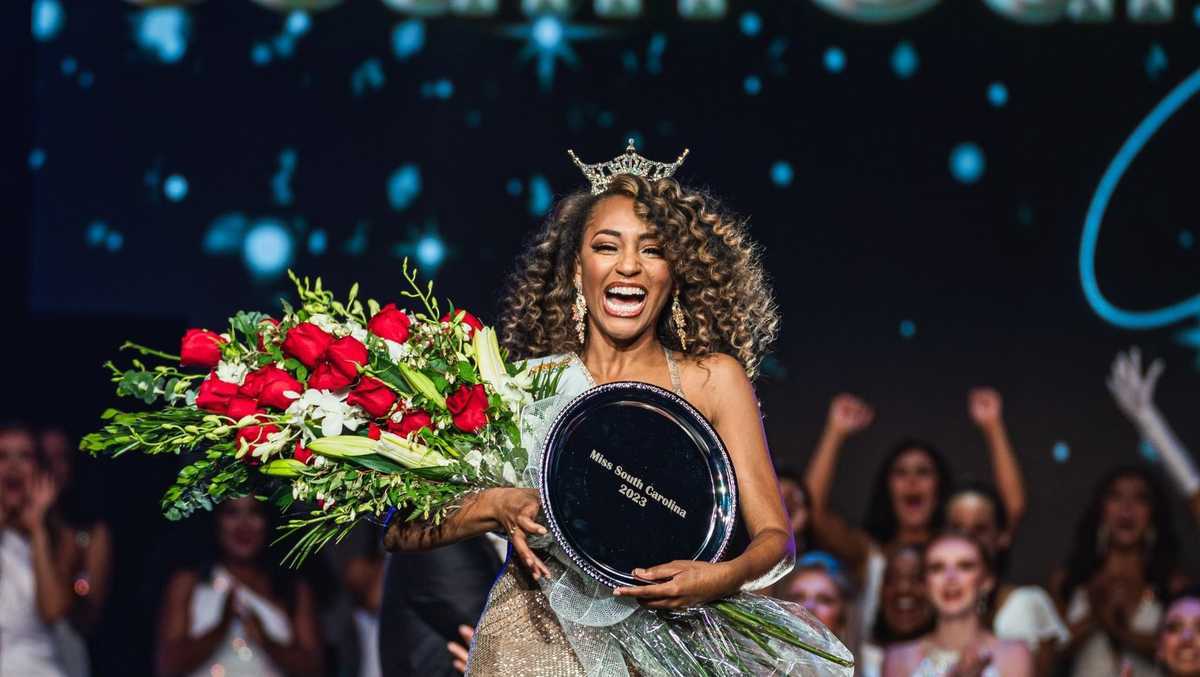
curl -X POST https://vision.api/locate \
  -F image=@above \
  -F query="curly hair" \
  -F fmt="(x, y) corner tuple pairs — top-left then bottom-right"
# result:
(497, 174), (779, 378)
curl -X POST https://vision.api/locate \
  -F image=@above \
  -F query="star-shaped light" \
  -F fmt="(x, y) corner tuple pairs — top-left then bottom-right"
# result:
(498, 15), (606, 90)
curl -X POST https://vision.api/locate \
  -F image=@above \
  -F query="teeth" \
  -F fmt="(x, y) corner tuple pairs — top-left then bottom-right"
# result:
(607, 286), (646, 296)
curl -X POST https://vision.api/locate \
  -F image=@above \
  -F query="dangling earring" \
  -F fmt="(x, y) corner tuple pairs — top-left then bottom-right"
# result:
(572, 277), (587, 346)
(671, 289), (688, 350)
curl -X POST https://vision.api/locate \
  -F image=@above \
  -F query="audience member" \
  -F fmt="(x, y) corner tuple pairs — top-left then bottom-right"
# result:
(1157, 586), (1200, 677)
(858, 544), (935, 677)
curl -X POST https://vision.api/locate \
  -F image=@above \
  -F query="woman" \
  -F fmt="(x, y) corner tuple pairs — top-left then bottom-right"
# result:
(1157, 587), (1200, 677)
(775, 551), (856, 642)
(0, 422), (73, 677)
(156, 496), (323, 677)
(883, 532), (1032, 676)
(776, 466), (813, 553)
(805, 388), (1026, 639)
(947, 483), (1067, 676)
(859, 545), (935, 677)
(1053, 466), (1183, 677)
(384, 154), (793, 675)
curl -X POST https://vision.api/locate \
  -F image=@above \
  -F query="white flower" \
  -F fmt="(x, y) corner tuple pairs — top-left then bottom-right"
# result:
(344, 320), (368, 343)
(286, 388), (368, 438)
(251, 428), (290, 463)
(464, 449), (484, 471)
(384, 338), (410, 363)
(216, 360), (249, 385)
(308, 314), (340, 334)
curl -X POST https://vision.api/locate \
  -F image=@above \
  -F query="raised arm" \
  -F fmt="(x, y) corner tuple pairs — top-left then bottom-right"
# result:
(804, 394), (875, 575)
(1108, 348), (1200, 524)
(968, 388), (1026, 537)
(383, 487), (552, 580)
(22, 474), (72, 623)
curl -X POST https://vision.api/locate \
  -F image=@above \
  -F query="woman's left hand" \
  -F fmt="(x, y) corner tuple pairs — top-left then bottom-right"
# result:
(612, 560), (737, 609)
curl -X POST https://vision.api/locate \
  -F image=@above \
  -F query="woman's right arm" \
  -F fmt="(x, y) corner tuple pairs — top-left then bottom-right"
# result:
(383, 487), (551, 579)
(156, 571), (235, 677)
(804, 394), (875, 575)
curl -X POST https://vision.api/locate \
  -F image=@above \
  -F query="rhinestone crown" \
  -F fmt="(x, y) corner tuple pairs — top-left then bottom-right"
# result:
(567, 139), (689, 195)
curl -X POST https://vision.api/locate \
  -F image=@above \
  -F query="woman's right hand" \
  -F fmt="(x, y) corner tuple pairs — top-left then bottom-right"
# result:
(826, 394), (874, 438)
(486, 488), (551, 580)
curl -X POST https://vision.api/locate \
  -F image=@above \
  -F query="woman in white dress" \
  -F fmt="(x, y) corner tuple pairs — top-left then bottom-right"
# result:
(946, 482), (1068, 676)
(883, 532), (1032, 677)
(1052, 466), (1184, 677)
(156, 496), (324, 677)
(0, 423), (72, 677)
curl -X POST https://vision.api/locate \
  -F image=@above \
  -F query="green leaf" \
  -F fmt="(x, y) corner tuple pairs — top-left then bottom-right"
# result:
(345, 454), (409, 474)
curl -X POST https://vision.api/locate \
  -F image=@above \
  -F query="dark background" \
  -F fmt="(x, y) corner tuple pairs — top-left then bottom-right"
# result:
(11, 0), (1200, 672)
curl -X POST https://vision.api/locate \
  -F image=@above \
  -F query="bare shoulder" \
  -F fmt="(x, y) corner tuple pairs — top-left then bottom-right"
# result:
(993, 638), (1033, 673)
(678, 351), (750, 390)
(881, 640), (924, 675)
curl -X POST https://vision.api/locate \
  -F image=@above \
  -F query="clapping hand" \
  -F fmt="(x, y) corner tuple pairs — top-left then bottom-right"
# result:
(968, 388), (1004, 431)
(20, 472), (59, 532)
(826, 394), (874, 437)
(1108, 347), (1164, 425)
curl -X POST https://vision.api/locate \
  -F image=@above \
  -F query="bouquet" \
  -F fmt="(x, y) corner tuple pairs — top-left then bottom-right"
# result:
(84, 265), (852, 676)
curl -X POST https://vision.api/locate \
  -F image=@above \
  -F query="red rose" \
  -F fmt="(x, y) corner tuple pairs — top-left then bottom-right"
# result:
(226, 396), (263, 421)
(441, 309), (484, 335)
(241, 365), (301, 410)
(282, 322), (333, 368)
(180, 329), (225, 369)
(293, 440), (313, 465)
(195, 374), (238, 413)
(347, 376), (397, 418)
(257, 317), (281, 351)
(368, 304), (411, 344)
(307, 362), (353, 391)
(446, 384), (489, 433)
(367, 422), (381, 440)
(236, 423), (280, 464)
(324, 336), (368, 381)
(387, 410), (433, 437)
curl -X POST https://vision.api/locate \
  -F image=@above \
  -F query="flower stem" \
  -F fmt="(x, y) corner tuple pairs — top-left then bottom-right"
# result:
(120, 341), (181, 362)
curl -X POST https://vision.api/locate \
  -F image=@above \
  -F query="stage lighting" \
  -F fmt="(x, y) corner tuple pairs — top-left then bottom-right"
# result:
(273, 149), (297, 206)
(739, 11), (762, 36)
(32, 0), (64, 42)
(133, 7), (190, 64)
(243, 220), (294, 280)
(309, 229), (328, 255)
(823, 47), (846, 73)
(987, 82), (1008, 107)
(29, 148), (46, 171)
(164, 174), (189, 202)
(1052, 441), (1070, 463)
(529, 175), (552, 216)
(769, 161), (793, 188)
(899, 320), (916, 339)
(204, 213), (247, 255)
(251, 0), (342, 12)
(388, 164), (422, 211)
(744, 75), (762, 95)
(351, 58), (386, 95)
(949, 143), (985, 184)
(891, 41), (918, 79)
(392, 19), (425, 60)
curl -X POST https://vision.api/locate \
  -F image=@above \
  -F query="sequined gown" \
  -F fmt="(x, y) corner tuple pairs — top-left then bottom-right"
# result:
(466, 352), (685, 676)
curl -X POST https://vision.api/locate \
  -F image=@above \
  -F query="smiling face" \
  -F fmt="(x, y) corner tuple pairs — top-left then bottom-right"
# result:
(1160, 597), (1200, 677)
(0, 428), (37, 515)
(576, 195), (674, 347)
(889, 449), (939, 532)
(216, 496), (268, 563)
(880, 548), (933, 638)
(1101, 475), (1153, 550)
(925, 536), (993, 620)
(783, 570), (846, 636)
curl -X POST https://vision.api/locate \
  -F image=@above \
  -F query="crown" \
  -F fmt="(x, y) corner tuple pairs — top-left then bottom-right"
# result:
(567, 139), (689, 195)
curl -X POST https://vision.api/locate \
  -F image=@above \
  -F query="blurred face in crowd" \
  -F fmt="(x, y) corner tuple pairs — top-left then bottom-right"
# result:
(216, 496), (268, 563)
(779, 477), (808, 540)
(925, 536), (992, 620)
(1159, 597), (1200, 677)
(783, 569), (846, 637)
(1102, 475), (1153, 550)
(947, 492), (1003, 554)
(889, 449), (938, 532)
(880, 548), (932, 638)
(39, 428), (74, 489)
(0, 428), (37, 514)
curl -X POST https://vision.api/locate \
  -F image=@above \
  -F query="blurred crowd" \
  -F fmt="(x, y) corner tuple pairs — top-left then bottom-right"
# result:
(0, 348), (1196, 677)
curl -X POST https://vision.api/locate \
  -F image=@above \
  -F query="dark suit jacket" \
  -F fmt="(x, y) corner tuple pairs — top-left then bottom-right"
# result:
(378, 536), (504, 677)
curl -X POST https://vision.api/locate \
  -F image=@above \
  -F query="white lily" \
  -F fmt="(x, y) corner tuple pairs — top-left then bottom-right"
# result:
(286, 389), (367, 438)
(473, 326), (531, 410)
(309, 432), (452, 469)
(216, 360), (249, 385)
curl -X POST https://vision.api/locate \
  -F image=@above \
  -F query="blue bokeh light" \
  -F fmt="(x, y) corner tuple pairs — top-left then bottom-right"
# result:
(1146, 43), (1167, 79)
(251, 43), (272, 65)
(28, 148), (46, 170)
(891, 41), (918, 79)
(61, 57), (77, 75)
(506, 178), (523, 196)
(823, 47), (846, 73)
(532, 15), (564, 49)
(987, 81), (1009, 107)
(308, 229), (327, 255)
(1180, 229), (1195, 250)
(739, 11), (762, 37)
(420, 78), (454, 99)
(1052, 441), (1070, 463)
(387, 164), (422, 211)
(769, 161), (793, 187)
(78, 71), (94, 88)
(646, 33), (667, 75)
(1139, 438), (1159, 462)
(32, 0), (64, 42)
(203, 213), (246, 254)
(133, 7), (190, 64)
(415, 233), (446, 269)
(243, 220), (293, 280)
(164, 174), (188, 202)
(899, 319), (917, 338)
(528, 175), (552, 216)
(392, 19), (425, 60)
(273, 148), (297, 206)
(744, 75), (762, 95)
(105, 231), (124, 253)
(86, 221), (108, 247)
(351, 58), (386, 95)
(949, 143), (985, 184)
(286, 10), (310, 36)
(1194, 4), (1200, 25)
